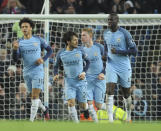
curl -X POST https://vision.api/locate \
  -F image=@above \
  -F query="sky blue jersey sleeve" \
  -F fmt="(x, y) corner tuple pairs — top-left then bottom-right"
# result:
(12, 39), (22, 62)
(116, 28), (137, 56)
(39, 36), (53, 61)
(53, 49), (63, 76)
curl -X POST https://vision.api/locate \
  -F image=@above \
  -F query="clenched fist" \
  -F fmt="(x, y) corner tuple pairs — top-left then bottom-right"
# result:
(98, 73), (105, 80)
(35, 58), (44, 65)
(78, 72), (86, 80)
(13, 41), (19, 50)
(53, 75), (59, 81)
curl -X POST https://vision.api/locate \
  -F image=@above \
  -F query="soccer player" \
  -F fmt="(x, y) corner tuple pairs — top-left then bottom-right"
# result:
(53, 31), (89, 123)
(12, 17), (52, 122)
(81, 28), (106, 123)
(103, 13), (137, 122)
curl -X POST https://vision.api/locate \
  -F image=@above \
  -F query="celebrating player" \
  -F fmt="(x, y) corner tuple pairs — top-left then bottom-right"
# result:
(103, 13), (137, 122)
(53, 31), (90, 123)
(81, 28), (106, 123)
(12, 17), (52, 122)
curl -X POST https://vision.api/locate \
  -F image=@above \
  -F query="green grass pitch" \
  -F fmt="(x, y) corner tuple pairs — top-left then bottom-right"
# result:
(0, 120), (161, 131)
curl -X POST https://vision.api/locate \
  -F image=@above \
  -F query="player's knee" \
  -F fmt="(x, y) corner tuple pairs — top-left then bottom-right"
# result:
(68, 102), (75, 107)
(107, 88), (115, 95)
(123, 91), (130, 99)
(106, 83), (115, 95)
(122, 88), (131, 99)
(95, 103), (102, 110)
(124, 94), (130, 99)
(79, 103), (87, 110)
(31, 94), (39, 99)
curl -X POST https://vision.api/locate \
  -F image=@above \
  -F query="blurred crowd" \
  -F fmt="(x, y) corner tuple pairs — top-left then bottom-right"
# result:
(0, 0), (161, 14)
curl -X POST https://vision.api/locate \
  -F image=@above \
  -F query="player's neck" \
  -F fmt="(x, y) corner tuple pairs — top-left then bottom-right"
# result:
(24, 34), (32, 39)
(111, 26), (119, 32)
(86, 40), (93, 48)
(66, 46), (75, 51)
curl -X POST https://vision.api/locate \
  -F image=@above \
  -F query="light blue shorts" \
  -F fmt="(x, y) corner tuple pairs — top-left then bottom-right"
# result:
(87, 79), (106, 104)
(106, 68), (132, 88)
(64, 78), (87, 103)
(24, 73), (44, 92)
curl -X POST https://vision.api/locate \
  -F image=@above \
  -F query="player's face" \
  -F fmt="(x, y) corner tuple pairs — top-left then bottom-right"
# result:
(68, 35), (78, 48)
(21, 23), (32, 36)
(81, 31), (91, 44)
(107, 15), (119, 30)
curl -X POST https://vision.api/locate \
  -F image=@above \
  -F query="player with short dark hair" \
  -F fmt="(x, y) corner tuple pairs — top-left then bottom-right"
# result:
(53, 31), (90, 123)
(103, 13), (137, 122)
(13, 17), (52, 122)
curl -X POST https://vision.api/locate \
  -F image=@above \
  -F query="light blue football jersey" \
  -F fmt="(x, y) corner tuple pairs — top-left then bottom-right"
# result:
(83, 42), (106, 103)
(103, 27), (136, 72)
(54, 46), (87, 79)
(83, 42), (104, 79)
(54, 46), (88, 102)
(18, 36), (48, 76)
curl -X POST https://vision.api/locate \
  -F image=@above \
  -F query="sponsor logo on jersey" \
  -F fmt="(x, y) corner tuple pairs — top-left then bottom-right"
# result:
(94, 52), (98, 56)
(33, 43), (38, 46)
(117, 38), (121, 43)
(75, 53), (80, 57)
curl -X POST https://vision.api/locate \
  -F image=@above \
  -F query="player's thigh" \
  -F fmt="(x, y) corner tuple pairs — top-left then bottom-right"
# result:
(24, 75), (32, 92)
(31, 88), (41, 99)
(119, 70), (132, 88)
(64, 86), (76, 101)
(32, 74), (44, 90)
(106, 68), (118, 83)
(87, 81), (94, 101)
(94, 79), (106, 104)
(77, 84), (87, 103)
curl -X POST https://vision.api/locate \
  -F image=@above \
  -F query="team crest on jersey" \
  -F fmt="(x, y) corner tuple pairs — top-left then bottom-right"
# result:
(33, 43), (38, 46)
(75, 53), (80, 57)
(94, 52), (98, 56)
(117, 38), (121, 43)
